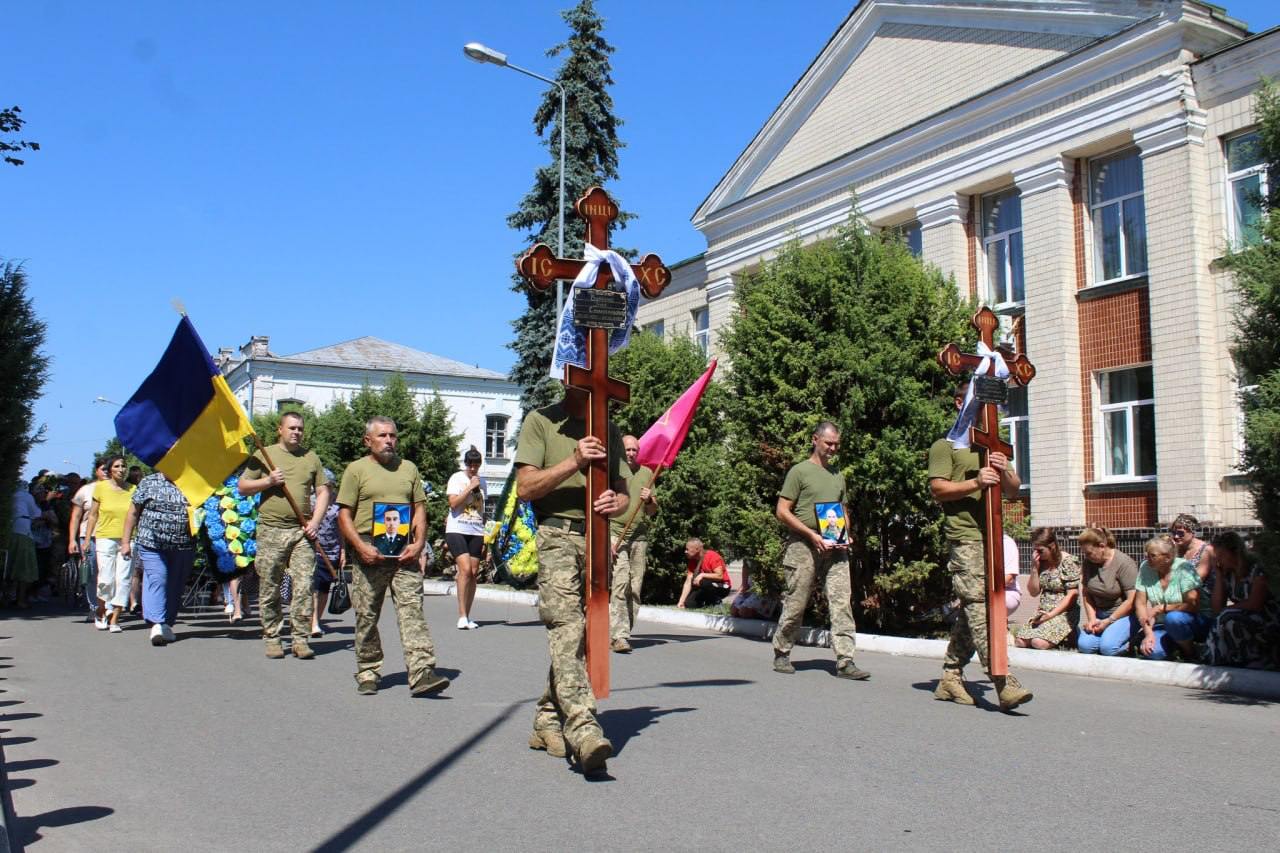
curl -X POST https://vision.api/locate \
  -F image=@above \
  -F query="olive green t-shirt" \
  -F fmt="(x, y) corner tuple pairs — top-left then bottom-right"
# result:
(243, 443), (325, 528)
(611, 464), (655, 540)
(514, 403), (624, 521)
(779, 459), (846, 531)
(1084, 550), (1138, 611)
(927, 438), (982, 543)
(336, 456), (426, 535)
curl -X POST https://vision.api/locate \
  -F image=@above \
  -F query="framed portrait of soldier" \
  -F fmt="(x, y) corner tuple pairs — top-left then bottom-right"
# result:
(815, 502), (847, 544)
(372, 502), (411, 558)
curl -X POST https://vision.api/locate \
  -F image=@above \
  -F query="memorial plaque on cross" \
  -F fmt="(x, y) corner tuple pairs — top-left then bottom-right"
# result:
(937, 307), (1036, 677)
(516, 186), (671, 699)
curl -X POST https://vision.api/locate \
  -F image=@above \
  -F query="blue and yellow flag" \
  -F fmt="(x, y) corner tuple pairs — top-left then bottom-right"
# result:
(114, 316), (255, 510)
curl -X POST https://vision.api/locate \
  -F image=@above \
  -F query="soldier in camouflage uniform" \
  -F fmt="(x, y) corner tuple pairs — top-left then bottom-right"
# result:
(609, 435), (657, 653)
(336, 417), (449, 698)
(927, 388), (1031, 711)
(515, 387), (629, 775)
(238, 412), (329, 660)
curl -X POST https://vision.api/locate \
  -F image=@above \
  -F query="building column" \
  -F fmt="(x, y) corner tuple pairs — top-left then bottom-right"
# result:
(1014, 157), (1085, 526)
(1135, 109), (1225, 521)
(918, 194), (971, 298)
(705, 274), (735, 362)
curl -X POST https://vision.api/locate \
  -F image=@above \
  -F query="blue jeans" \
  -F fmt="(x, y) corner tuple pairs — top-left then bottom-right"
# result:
(137, 545), (194, 627)
(1078, 610), (1133, 656)
(1142, 611), (1212, 661)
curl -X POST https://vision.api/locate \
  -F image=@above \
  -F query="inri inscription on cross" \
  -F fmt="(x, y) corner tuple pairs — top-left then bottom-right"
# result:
(937, 307), (1036, 677)
(516, 186), (671, 699)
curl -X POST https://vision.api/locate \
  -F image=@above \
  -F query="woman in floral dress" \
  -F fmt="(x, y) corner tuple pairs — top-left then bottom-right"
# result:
(1014, 528), (1080, 650)
(1206, 531), (1280, 670)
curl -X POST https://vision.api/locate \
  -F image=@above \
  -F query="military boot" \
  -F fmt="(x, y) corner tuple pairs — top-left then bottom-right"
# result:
(528, 729), (567, 758)
(574, 734), (613, 774)
(994, 673), (1033, 711)
(933, 668), (975, 705)
(264, 639), (285, 659)
(773, 653), (795, 674)
(292, 641), (315, 660)
(410, 669), (451, 697)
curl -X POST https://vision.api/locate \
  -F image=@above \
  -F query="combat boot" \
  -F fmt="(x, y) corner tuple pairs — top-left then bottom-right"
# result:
(574, 734), (613, 774)
(773, 653), (795, 674)
(835, 659), (871, 681)
(994, 673), (1032, 711)
(264, 639), (285, 659)
(292, 641), (315, 660)
(933, 668), (975, 705)
(528, 729), (567, 758)
(410, 669), (451, 697)
(611, 637), (632, 653)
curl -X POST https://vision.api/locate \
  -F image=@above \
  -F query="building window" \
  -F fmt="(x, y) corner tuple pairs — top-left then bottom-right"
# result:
(1226, 131), (1268, 246)
(886, 221), (923, 258)
(644, 319), (665, 340)
(692, 307), (709, 357)
(485, 415), (509, 459)
(1096, 366), (1156, 480)
(1002, 385), (1030, 485)
(276, 397), (304, 414)
(1090, 149), (1147, 283)
(1233, 380), (1259, 470)
(981, 189), (1024, 309)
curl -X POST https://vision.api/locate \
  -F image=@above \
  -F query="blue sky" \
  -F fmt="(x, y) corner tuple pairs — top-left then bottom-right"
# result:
(7, 1), (1278, 479)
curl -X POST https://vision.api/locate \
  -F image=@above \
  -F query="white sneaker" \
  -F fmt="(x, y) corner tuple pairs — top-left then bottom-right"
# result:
(109, 623), (123, 634)
(457, 616), (470, 630)
(161, 624), (176, 643)
(150, 624), (167, 646)
(95, 617), (109, 630)
(467, 619), (480, 630)
(223, 603), (234, 615)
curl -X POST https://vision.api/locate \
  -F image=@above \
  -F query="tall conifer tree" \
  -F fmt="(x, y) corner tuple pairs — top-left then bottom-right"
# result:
(0, 261), (50, 545)
(507, 0), (631, 412)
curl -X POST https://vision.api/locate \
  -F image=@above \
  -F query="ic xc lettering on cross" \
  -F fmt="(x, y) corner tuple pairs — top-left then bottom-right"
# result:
(516, 186), (671, 699)
(937, 307), (1036, 677)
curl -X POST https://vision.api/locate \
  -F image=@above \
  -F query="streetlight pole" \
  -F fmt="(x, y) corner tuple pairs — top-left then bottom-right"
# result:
(92, 396), (121, 407)
(464, 41), (568, 318)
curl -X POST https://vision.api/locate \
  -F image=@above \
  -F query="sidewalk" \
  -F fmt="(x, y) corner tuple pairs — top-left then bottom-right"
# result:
(425, 579), (1280, 702)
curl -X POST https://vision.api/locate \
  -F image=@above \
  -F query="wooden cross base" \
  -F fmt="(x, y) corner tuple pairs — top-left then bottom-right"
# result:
(516, 187), (671, 699)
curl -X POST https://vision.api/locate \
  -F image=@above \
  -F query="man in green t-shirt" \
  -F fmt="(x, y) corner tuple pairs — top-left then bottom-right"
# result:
(772, 421), (869, 681)
(927, 385), (1030, 711)
(336, 416), (449, 698)
(609, 434), (657, 654)
(515, 386), (629, 775)
(238, 411), (328, 660)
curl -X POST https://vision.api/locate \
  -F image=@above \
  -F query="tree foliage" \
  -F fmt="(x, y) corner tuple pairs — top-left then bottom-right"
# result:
(717, 221), (974, 631)
(1, 107), (39, 167)
(1221, 79), (1280, 560)
(0, 262), (51, 546)
(507, 0), (631, 413)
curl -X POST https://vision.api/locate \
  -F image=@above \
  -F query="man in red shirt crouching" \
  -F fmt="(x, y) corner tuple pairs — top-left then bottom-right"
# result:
(676, 538), (731, 609)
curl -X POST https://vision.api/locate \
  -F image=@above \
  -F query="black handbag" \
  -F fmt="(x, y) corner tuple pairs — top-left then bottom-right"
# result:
(328, 568), (351, 615)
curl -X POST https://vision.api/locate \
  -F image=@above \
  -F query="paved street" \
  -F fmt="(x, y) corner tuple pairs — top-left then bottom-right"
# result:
(3, 591), (1279, 851)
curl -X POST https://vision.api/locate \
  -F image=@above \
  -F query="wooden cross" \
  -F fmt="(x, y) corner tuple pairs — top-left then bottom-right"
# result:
(516, 186), (671, 699)
(937, 307), (1036, 677)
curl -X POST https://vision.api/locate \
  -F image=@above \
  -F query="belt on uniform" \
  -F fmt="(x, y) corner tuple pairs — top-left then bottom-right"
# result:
(537, 516), (586, 535)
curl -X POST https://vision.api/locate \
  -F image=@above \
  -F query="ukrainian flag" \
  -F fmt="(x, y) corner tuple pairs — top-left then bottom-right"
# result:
(114, 316), (255, 509)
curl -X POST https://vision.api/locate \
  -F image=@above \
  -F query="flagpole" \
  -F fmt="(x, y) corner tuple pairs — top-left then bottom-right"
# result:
(249, 433), (341, 581)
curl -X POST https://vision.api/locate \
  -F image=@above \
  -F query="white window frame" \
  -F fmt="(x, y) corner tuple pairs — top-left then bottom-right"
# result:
(1001, 385), (1030, 487)
(644, 319), (665, 340)
(980, 189), (1024, 311)
(1093, 365), (1156, 482)
(692, 307), (710, 358)
(1233, 380), (1259, 471)
(275, 397), (304, 414)
(1089, 150), (1148, 285)
(485, 414), (509, 460)
(1225, 130), (1269, 248)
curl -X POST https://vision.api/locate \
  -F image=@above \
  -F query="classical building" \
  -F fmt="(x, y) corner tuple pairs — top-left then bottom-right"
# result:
(218, 335), (522, 500)
(636, 0), (1278, 530)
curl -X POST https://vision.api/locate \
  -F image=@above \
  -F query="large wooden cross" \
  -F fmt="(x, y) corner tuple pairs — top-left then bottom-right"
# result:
(937, 307), (1036, 677)
(516, 186), (671, 699)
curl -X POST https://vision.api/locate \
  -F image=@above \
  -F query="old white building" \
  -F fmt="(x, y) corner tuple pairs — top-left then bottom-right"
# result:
(637, 0), (1278, 530)
(218, 335), (522, 498)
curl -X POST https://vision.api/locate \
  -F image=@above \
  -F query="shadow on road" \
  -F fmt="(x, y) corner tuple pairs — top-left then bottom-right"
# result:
(629, 632), (716, 649)
(597, 705), (694, 754)
(1184, 689), (1276, 707)
(14, 805), (115, 848)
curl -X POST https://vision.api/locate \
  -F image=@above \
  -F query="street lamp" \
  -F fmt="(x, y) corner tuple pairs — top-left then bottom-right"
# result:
(92, 395), (121, 407)
(464, 40), (568, 317)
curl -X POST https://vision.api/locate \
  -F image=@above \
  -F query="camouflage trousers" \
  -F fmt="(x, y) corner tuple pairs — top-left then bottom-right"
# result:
(351, 559), (436, 687)
(532, 525), (603, 753)
(943, 541), (990, 672)
(610, 537), (647, 642)
(772, 536), (857, 662)
(256, 524), (314, 643)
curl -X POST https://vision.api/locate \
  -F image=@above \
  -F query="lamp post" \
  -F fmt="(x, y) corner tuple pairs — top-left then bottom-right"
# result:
(92, 396), (121, 407)
(464, 41), (568, 317)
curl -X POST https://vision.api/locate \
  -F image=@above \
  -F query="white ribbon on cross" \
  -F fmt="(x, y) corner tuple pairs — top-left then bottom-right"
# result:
(947, 341), (1010, 450)
(548, 242), (641, 379)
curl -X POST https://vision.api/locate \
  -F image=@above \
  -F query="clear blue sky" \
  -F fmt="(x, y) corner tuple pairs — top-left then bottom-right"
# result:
(7, 1), (1278, 479)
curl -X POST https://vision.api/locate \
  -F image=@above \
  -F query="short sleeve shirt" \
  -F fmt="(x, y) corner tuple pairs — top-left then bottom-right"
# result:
(9, 489), (39, 537)
(1136, 558), (1206, 617)
(513, 403), (624, 521)
(611, 465), (655, 540)
(72, 483), (96, 538)
(445, 470), (488, 536)
(927, 438), (982, 542)
(1084, 550), (1138, 611)
(243, 443), (325, 528)
(92, 480), (136, 540)
(131, 473), (194, 551)
(779, 459), (846, 532)
(336, 456), (426, 536)
(688, 548), (729, 584)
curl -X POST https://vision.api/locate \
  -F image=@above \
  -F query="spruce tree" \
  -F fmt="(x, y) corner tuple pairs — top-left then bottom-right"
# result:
(507, 0), (631, 412)
(0, 261), (51, 545)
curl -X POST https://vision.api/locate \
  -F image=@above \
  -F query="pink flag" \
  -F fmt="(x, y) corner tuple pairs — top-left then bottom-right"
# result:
(636, 359), (718, 470)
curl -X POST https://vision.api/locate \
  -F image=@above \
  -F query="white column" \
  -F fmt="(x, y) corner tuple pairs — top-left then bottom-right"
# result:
(918, 194), (970, 299)
(704, 275), (735, 364)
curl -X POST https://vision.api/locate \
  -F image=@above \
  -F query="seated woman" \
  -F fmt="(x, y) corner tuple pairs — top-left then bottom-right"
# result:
(1134, 534), (1210, 661)
(1014, 528), (1080, 650)
(1169, 513), (1214, 601)
(1205, 531), (1280, 670)
(1076, 525), (1138, 656)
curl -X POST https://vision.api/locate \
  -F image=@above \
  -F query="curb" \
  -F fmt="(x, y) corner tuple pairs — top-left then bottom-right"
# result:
(426, 580), (1280, 701)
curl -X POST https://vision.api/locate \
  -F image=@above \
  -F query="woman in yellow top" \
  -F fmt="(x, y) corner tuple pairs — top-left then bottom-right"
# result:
(83, 455), (136, 632)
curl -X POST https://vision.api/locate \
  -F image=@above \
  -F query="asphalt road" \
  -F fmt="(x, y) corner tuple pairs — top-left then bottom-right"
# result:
(2, 591), (1278, 851)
